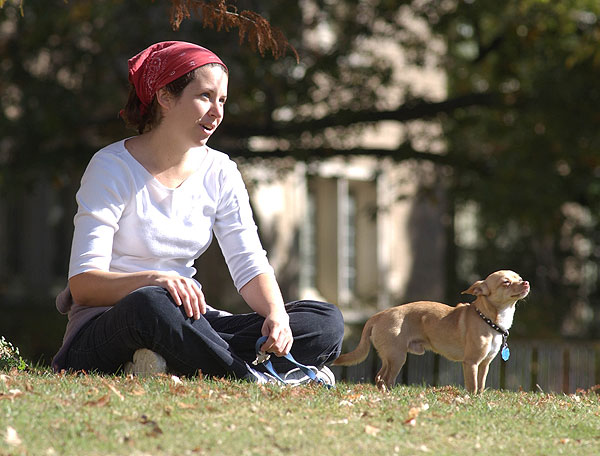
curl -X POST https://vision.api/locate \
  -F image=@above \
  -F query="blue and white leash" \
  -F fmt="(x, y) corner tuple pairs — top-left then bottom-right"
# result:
(252, 335), (331, 388)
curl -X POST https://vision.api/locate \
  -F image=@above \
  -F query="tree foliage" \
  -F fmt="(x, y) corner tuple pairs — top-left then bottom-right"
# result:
(168, 0), (298, 61)
(414, 0), (600, 337)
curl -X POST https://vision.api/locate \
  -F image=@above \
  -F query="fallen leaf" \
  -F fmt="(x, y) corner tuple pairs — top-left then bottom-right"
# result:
(4, 426), (22, 446)
(407, 407), (421, 420)
(327, 419), (349, 425)
(0, 389), (23, 401)
(101, 378), (124, 401)
(344, 393), (365, 402)
(453, 395), (470, 405)
(169, 376), (187, 395)
(404, 418), (417, 427)
(170, 385), (187, 395)
(176, 401), (196, 409)
(365, 424), (380, 436)
(146, 426), (163, 438)
(84, 394), (110, 407)
(140, 415), (163, 437)
(131, 386), (146, 396)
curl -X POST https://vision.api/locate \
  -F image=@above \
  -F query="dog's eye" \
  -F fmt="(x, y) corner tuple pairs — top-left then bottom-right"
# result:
(503, 280), (511, 286)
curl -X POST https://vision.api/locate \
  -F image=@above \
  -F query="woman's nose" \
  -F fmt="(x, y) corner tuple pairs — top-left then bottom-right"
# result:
(209, 102), (223, 119)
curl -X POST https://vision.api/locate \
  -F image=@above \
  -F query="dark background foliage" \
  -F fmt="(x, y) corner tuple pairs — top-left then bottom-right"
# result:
(2, 0), (600, 363)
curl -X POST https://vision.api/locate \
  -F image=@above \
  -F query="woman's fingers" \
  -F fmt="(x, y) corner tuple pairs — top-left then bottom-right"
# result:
(160, 274), (206, 319)
(191, 281), (207, 316)
(179, 280), (206, 319)
(178, 284), (194, 318)
(261, 317), (293, 356)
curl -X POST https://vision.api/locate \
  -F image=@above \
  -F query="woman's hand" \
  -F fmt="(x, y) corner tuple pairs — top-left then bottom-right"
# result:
(260, 310), (293, 356)
(239, 273), (292, 356)
(150, 271), (207, 320)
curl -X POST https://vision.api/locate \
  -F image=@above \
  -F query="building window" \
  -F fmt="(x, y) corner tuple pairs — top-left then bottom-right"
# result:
(339, 186), (357, 303)
(301, 175), (377, 308)
(300, 191), (318, 292)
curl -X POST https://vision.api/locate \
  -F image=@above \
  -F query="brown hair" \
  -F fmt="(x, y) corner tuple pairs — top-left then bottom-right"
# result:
(121, 63), (227, 134)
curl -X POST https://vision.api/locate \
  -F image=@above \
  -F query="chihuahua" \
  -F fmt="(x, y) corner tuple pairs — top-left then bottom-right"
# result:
(333, 270), (530, 393)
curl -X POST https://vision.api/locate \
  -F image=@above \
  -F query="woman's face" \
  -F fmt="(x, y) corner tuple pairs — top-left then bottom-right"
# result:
(161, 65), (228, 148)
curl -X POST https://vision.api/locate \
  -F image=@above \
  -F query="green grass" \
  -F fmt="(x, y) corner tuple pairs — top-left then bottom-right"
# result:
(1, 369), (599, 456)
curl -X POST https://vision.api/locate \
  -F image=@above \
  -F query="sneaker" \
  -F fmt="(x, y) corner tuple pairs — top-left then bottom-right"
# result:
(123, 349), (167, 377)
(282, 365), (336, 387)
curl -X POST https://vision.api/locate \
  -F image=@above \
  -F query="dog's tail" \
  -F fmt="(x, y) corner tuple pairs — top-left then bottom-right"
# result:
(332, 318), (375, 366)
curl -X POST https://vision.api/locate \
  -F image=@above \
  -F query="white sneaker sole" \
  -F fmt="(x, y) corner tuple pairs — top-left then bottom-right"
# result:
(282, 365), (336, 386)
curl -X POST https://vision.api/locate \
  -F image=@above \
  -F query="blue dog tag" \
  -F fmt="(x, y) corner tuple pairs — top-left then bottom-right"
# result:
(501, 346), (510, 361)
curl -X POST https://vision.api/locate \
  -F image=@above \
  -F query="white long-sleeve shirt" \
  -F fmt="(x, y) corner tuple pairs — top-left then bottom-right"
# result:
(52, 139), (273, 371)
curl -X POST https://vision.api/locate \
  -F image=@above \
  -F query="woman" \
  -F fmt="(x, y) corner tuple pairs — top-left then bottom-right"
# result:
(52, 41), (344, 384)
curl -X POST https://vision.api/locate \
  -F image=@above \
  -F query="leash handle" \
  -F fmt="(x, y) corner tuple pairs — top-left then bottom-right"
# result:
(254, 336), (325, 386)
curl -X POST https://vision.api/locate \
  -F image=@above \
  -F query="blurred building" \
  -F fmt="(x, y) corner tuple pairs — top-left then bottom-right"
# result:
(197, 11), (449, 321)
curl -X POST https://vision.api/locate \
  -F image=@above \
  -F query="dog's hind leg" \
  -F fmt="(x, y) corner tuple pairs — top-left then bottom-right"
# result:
(375, 349), (407, 391)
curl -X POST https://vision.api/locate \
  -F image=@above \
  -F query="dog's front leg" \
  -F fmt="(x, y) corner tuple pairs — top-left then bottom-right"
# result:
(477, 359), (492, 393)
(462, 362), (478, 393)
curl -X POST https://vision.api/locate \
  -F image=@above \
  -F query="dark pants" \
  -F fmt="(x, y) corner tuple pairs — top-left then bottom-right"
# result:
(64, 286), (344, 381)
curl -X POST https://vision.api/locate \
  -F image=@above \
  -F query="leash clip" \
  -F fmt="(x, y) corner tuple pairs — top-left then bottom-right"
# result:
(252, 351), (271, 366)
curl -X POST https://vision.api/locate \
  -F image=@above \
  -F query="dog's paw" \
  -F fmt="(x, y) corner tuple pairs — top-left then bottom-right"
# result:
(375, 376), (389, 392)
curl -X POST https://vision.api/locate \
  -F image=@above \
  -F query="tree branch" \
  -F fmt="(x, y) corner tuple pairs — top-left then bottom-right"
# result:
(474, 34), (505, 64)
(227, 142), (451, 165)
(225, 92), (499, 138)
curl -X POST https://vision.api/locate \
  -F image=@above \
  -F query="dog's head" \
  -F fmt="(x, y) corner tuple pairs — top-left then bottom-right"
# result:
(461, 270), (530, 310)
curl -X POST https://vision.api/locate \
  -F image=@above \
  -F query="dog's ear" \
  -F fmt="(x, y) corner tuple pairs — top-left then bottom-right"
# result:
(461, 280), (490, 296)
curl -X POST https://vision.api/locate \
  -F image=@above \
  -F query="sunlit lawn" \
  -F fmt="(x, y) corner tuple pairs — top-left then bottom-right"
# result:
(1, 368), (599, 455)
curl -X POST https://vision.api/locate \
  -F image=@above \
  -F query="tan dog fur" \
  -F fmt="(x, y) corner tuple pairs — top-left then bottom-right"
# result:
(333, 270), (530, 393)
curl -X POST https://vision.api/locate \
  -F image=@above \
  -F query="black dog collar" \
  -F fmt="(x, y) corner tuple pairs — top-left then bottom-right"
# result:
(474, 307), (510, 361)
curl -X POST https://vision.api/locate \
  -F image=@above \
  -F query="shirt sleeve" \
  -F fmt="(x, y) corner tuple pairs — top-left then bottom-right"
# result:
(68, 152), (129, 278)
(212, 159), (273, 292)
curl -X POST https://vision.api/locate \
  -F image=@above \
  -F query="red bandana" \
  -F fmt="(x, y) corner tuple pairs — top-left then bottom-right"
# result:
(128, 41), (227, 114)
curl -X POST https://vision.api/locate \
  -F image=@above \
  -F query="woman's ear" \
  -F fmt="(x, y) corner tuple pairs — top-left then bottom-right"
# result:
(156, 87), (173, 111)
